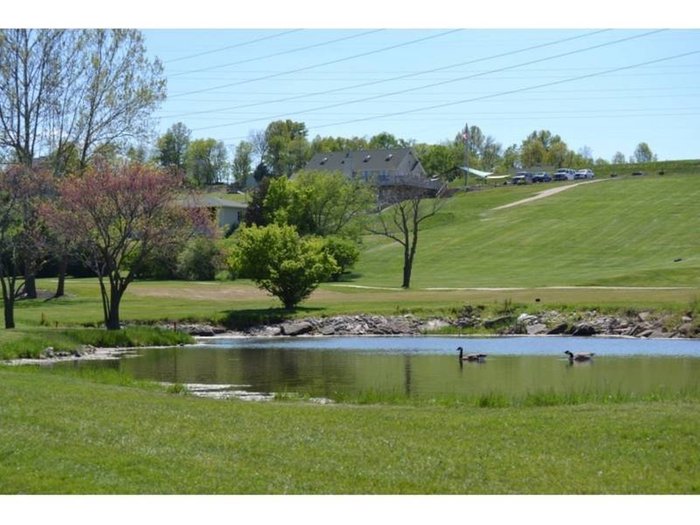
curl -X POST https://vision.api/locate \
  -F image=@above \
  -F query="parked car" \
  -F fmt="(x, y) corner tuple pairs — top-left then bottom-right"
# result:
(574, 168), (595, 179)
(532, 171), (552, 183)
(511, 171), (533, 185)
(553, 168), (575, 181)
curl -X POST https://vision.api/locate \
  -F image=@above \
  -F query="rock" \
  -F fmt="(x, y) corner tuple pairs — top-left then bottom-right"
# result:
(517, 313), (538, 324)
(570, 323), (596, 336)
(638, 311), (652, 322)
(280, 321), (313, 336)
(483, 315), (514, 328)
(526, 323), (549, 335)
(547, 322), (569, 335)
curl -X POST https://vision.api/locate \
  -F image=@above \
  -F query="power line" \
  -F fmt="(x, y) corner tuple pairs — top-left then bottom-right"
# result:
(167, 29), (611, 118)
(163, 29), (304, 64)
(168, 29), (384, 77)
(190, 29), (668, 131)
(304, 49), (700, 133)
(168, 29), (463, 99)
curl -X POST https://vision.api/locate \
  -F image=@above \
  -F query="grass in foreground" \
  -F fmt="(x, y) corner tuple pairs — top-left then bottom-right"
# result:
(0, 366), (698, 494)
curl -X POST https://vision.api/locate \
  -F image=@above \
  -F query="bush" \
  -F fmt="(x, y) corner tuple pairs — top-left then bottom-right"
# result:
(227, 224), (338, 309)
(176, 237), (225, 281)
(318, 236), (360, 281)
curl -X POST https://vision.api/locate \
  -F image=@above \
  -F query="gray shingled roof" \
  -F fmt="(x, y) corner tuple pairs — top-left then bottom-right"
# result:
(305, 148), (422, 175)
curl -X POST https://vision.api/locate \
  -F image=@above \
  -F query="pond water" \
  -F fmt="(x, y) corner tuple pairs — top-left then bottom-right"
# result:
(67, 336), (700, 401)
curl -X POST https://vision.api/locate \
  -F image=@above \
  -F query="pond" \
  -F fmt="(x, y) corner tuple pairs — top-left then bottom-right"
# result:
(64, 336), (700, 402)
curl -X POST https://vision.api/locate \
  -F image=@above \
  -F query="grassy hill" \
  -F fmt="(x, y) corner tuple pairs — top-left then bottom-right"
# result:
(354, 162), (700, 289)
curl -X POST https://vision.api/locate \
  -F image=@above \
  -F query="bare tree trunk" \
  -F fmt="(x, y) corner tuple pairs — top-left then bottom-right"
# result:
(1, 277), (16, 329)
(54, 253), (68, 298)
(24, 262), (37, 299)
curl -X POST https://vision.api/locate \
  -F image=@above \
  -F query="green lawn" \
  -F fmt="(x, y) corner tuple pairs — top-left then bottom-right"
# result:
(1, 367), (698, 494)
(357, 171), (700, 288)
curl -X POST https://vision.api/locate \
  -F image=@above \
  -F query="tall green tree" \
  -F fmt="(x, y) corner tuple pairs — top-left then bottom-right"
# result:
(185, 138), (229, 186)
(156, 122), (191, 170)
(232, 140), (253, 186)
(263, 120), (310, 178)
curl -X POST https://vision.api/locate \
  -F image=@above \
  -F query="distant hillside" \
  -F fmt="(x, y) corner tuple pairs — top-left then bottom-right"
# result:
(355, 161), (700, 289)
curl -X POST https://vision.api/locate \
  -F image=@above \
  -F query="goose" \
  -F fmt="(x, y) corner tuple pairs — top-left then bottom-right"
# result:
(457, 346), (487, 362)
(564, 350), (595, 362)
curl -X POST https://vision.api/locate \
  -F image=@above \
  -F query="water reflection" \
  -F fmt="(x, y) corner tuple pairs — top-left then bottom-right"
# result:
(69, 336), (700, 400)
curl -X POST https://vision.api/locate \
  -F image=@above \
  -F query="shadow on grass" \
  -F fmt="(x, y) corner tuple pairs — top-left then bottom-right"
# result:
(220, 306), (326, 330)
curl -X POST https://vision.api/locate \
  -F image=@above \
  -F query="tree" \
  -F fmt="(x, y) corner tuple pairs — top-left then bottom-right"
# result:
(0, 167), (53, 328)
(633, 142), (656, 163)
(48, 162), (209, 330)
(612, 151), (626, 164)
(185, 138), (229, 186)
(263, 120), (309, 177)
(0, 30), (64, 167)
(318, 236), (360, 281)
(227, 224), (337, 309)
(232, 140), (253, 187)
(368, 132), (410, 149)
(368, 185), (446, 289)
(414, 143), (462, 180)
(291, 170), (374, 238)
(0, 29), (166, 299)
(156, 122), (191, 170)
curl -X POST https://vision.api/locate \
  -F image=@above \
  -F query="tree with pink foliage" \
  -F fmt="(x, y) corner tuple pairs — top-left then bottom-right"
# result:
(48, 161), (212, 330)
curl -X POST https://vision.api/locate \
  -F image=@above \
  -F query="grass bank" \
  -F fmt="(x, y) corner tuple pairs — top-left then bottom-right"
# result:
(0, 366), (697, 494)
(0, 326), (192, 360)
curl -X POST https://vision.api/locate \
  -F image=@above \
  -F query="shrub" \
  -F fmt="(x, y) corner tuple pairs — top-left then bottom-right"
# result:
(176, 237), (225, 281)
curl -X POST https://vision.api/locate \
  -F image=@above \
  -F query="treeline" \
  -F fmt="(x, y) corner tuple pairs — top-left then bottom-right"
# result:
(150, 120), (659, 187)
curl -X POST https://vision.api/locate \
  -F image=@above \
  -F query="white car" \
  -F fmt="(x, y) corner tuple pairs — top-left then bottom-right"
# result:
(554, 168), (575, 181)
(574, 168), (594, 179)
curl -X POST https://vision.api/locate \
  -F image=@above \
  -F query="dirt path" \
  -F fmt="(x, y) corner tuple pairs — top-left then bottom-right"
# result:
(493, 179), (606, 210)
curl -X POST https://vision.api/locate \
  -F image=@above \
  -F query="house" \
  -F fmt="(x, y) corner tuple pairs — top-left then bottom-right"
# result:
(303, 147), (441, 197)
(304, 147), (428, 183)
(180, 195), (247, 231)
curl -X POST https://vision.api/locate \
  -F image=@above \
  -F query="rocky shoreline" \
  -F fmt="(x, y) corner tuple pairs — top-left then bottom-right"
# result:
(6, 309), (696, 366)
(177, 308), (699, 339)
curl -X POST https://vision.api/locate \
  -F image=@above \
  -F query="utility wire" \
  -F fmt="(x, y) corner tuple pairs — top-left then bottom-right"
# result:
(168, 29), (384, 77)
(305, 49), (700, 132)
(169, 29), (463, 99)
(163, 29), (304, 64)
(191, 29), (668, 131)
(167, 29), (611, 118)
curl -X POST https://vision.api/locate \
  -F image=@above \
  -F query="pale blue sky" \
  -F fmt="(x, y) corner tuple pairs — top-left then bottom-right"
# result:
(143, 27), (699, 162)
(9, 2), (700, 162)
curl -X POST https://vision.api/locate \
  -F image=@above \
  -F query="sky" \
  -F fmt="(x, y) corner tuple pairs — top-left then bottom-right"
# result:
(141, 26), (700, 162)
(6, 1), (700, 165)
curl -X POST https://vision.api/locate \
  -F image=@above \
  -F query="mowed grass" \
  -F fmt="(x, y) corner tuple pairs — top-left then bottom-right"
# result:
(8, 277), (698, 332)
(1, 367), (698, 494)
(356, 171), (700, 288)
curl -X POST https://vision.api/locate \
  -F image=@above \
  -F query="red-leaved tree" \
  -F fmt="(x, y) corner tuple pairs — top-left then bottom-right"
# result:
(47, 161), (211, 330)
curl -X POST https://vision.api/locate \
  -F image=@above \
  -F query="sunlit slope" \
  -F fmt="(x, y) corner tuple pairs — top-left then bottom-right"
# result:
(355, 173), (700, 288)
